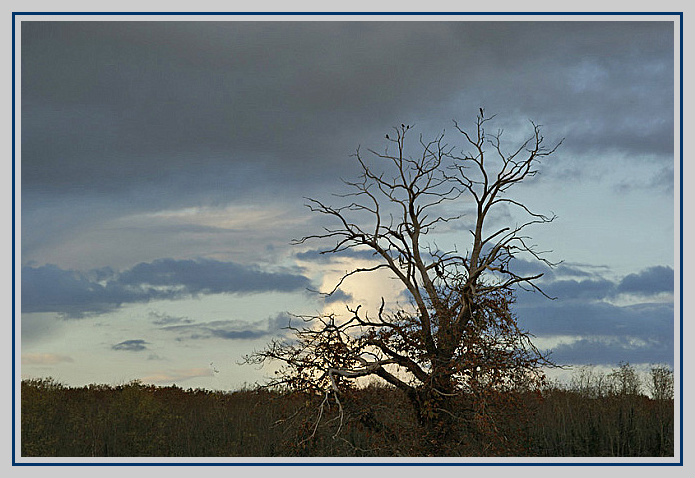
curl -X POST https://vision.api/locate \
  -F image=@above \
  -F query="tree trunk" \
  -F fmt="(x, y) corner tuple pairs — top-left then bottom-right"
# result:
(409, 368), (462, 455)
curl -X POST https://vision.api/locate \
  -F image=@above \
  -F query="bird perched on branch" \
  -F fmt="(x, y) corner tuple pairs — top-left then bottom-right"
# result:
(434, 262), (444, 278)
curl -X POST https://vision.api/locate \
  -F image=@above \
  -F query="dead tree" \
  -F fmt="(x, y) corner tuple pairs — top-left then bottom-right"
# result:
(246, 111), (562, 452)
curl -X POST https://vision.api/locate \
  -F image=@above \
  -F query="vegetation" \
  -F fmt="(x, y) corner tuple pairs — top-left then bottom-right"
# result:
(21, 363), (674, 458)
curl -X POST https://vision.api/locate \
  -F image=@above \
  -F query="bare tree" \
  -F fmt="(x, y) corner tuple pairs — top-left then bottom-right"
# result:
(607, 362), (642, 397)
(246, 111), (562, 451)
(648, 364), (674, 401)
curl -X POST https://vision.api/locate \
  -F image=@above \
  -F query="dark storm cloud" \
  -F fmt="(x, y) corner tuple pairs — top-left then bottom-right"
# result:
(20, 19), (676, 283)
(22, 259), (312, 318)
(21, 21), (462, 198)
(112, 339), (149, 352)
(159, 312), (292, 341)
(21, 20), (674, 203)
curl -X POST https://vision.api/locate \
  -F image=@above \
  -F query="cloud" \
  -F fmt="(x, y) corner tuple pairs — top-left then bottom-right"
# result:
(140, 367), (214, 384)
(617, 265), (674, 295)
(296, 248), (379, 264)
(548, 336), (674, 366)
(112, 339), (149, 352)
(553, 263), (600, 278)
(20, 264), (138, 318)
(648, 166), (675, 194)
(518, 299), (673, 341)
(542, 278), (617, 301)
(21, 21), (673, 203)
(615, 165), (675, 195)
(22, 353), (74, 365)
(323, 288), (354, 304)
(117, 258), (311, 295)
(21, 259), (312, 318)
(517, 264), (674, 302)
(516, 265), (675, 366)
(506, 257), (609, 284)
(148, 311), (194, 326)
(506, 257), (556, 282)
(159, 312), (291, 341)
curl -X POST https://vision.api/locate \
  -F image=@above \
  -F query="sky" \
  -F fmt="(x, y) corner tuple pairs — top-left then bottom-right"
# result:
(17, 17), (678, 391)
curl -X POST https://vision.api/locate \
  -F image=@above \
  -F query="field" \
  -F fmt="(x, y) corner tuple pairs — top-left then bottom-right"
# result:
(21, 375), (674, 458)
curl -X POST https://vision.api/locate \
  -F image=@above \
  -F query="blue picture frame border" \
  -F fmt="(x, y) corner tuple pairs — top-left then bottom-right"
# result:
(11, 10), (685, 467)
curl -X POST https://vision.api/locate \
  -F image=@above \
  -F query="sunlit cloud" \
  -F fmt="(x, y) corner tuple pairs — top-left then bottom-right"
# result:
(22, 353), (74, 365)
(140, 367), (214, 384)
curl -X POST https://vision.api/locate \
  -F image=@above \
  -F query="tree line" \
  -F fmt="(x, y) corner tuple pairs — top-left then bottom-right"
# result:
(21, 363), (673, 457)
